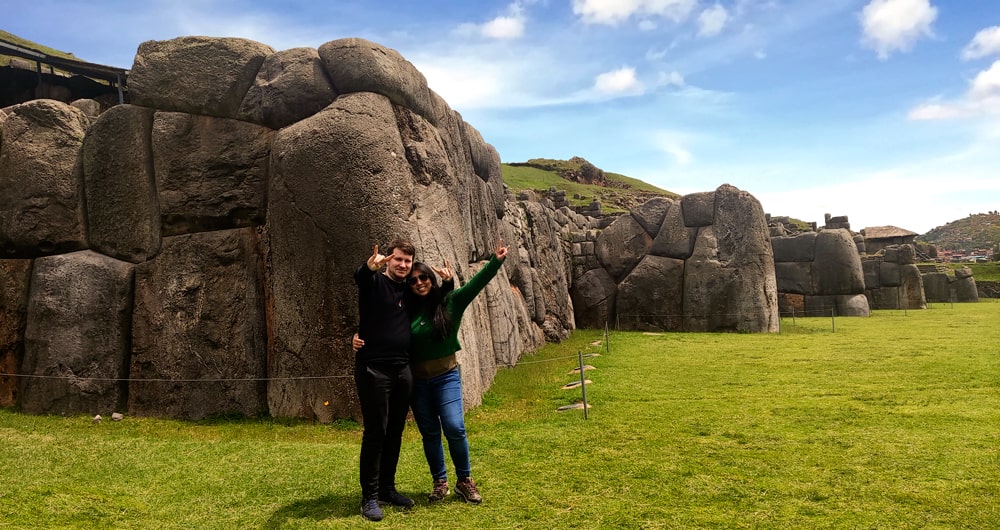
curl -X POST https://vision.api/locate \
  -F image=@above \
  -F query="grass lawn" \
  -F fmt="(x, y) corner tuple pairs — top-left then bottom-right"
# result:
(2, 302), (998, 528)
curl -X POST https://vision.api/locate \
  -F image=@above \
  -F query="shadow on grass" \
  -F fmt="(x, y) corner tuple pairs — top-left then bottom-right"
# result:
(261, 493), (356, 528)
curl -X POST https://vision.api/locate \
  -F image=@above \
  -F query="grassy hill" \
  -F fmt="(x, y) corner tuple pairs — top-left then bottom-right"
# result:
(918, 212), (1000, 251)
(501, 157), (678, 214)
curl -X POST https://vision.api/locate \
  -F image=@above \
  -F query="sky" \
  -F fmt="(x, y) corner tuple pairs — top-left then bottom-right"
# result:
(4, 0), (1000, 234)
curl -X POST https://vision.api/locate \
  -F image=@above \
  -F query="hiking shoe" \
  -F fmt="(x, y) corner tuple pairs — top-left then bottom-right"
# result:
(428, 479), (450, 502)
(361, 496), (383, 521)
(379, 488), (415, 508)
(455, 477), (482, 504)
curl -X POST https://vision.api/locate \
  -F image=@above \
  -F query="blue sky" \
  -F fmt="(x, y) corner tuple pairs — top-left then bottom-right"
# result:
(5, 0), (999, 234)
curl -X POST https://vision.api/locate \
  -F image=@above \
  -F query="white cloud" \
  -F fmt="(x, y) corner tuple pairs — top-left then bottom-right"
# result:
(909, 60), (1000, 119)
(638, 19), (658, 31)
(969, 60), (1000, 99)
(859, 0), (937, 59)
(454, 2), (527, 40)
(698, 5), (730, 37)
(657, 70), (685, 87)
(754, 49), (767, 59)
(652, 130), (695, 166)
(595, 66), (644, 93)
(572, 0), (698, 26)
(481, 14), (526, 39)
(962, 26), (1000, 61)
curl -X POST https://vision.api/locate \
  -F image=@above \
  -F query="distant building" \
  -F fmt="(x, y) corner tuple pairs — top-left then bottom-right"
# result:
(861, 225), (918, 255)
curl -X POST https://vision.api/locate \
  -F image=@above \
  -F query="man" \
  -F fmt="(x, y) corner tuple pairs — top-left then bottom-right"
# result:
(353, 239), (418, 521)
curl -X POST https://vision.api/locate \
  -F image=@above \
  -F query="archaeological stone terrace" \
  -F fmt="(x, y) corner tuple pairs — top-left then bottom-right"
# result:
(1, 35), (944, 422)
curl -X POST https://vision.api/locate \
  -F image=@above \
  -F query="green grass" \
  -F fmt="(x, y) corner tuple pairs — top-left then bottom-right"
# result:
(2, 303), (998, 528)
(0, 29), (80, 68)
(946, 261), (1000, 282)
(501, 163), (678, 214)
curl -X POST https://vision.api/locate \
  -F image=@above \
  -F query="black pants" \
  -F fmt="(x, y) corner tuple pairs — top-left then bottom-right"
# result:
(355, 361), (413, 499)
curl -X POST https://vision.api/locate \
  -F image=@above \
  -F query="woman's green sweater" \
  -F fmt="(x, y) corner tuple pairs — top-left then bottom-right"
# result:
(410, 255), (504, 379)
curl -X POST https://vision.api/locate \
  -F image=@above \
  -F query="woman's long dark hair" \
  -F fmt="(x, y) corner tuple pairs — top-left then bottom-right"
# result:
(410, 262), (453, 340)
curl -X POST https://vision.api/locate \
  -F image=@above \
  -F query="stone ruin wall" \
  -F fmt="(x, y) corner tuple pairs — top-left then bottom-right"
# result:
(568, 190), (781, 333)
(1, 36), (783, 422)
(862, 245), (927, 310)
(917, 264), (979, 303)
(770, 229), (871, 317)
(0, 36), (573, 422)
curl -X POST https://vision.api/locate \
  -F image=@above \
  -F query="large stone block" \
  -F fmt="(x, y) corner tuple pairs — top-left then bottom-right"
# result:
(238, 47), (338, 129)
(680, 191), (715, 227)
(595, 214), (651, 282)
(0, 259), (32, 406)
(570, 267), (617, 329)
(130, 37), (274, 119)
(649, 200), (697, 259)
(879, 262), (901, 287)
(771, 232), (817, 263)
(152, 111), (273, 236)
(318, 38), (439, 126)
(20, 251), (133, 415)
(775, 261), (814, 295)
(129, 229), (268, 420)
(900, 264), (926, 309)
(813, 229), (864, 295)
(0, 100), (90, 258)
(616, 255), (684, 331)
(922, 272), (951, 302)
(631, 197), (674, 237)
(83, 104), (160, 263)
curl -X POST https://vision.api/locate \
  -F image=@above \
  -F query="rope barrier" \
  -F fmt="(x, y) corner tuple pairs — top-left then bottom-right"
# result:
(0, 354), (586, 383)
(0, 373), (354, 383)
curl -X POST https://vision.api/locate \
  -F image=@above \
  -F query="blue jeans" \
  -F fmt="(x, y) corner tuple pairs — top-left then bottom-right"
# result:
(411, 367), (471, 481)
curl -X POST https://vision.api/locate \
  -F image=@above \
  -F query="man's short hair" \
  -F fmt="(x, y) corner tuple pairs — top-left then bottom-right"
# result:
(386, 239), (416, 258)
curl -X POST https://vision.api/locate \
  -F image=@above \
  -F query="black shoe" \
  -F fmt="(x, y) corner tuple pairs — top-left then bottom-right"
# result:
(361, 496), (384, 521)
(379, 489), (415, 508)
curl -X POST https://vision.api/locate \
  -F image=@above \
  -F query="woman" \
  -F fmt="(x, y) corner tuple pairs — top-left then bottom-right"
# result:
(354, 240), (508, 504)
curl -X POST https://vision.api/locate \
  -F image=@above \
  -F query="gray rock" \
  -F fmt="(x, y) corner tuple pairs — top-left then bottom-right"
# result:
(0, 259), (32, 407)
(813, 229), (864, 295)
(238, 47), (338, 129)
(570, 268), (617, 329)
(20, 251), (133, 415)
(152, 111), (273, 236)
(595, 215), (651, 282)
(616, 255), (684, 331)
(130, 36), (274, 119)
(129, 229), (267, 420)
(630, 197), (673, 237)
(82, 104), (160, 263)
(771, 232), (817, 263)
(649, 200), (697, 259)
(0, 100), (90, 258)
(318, 38), (439, 125)
(680, 191), (715, 227)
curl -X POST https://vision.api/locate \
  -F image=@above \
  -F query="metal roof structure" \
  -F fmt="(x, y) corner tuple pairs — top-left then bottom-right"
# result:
(0, 37), (128, 103)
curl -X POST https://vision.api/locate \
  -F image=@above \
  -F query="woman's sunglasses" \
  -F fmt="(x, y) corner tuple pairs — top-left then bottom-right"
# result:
(407, 274), (431, 285)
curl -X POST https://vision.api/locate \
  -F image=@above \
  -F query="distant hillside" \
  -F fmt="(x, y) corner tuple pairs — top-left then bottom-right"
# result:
(918, 212), (1000, 251)
(501, 157), (678, 214)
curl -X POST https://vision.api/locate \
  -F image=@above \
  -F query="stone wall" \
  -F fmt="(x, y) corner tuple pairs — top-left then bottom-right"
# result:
(921, 265), (979, 303)
(862, 245), (927, 310)
(770, 229), (870, 317)
(569, 189), (780, 333)
(0, 36), (561, 421)
(1, 35), (786, 421)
